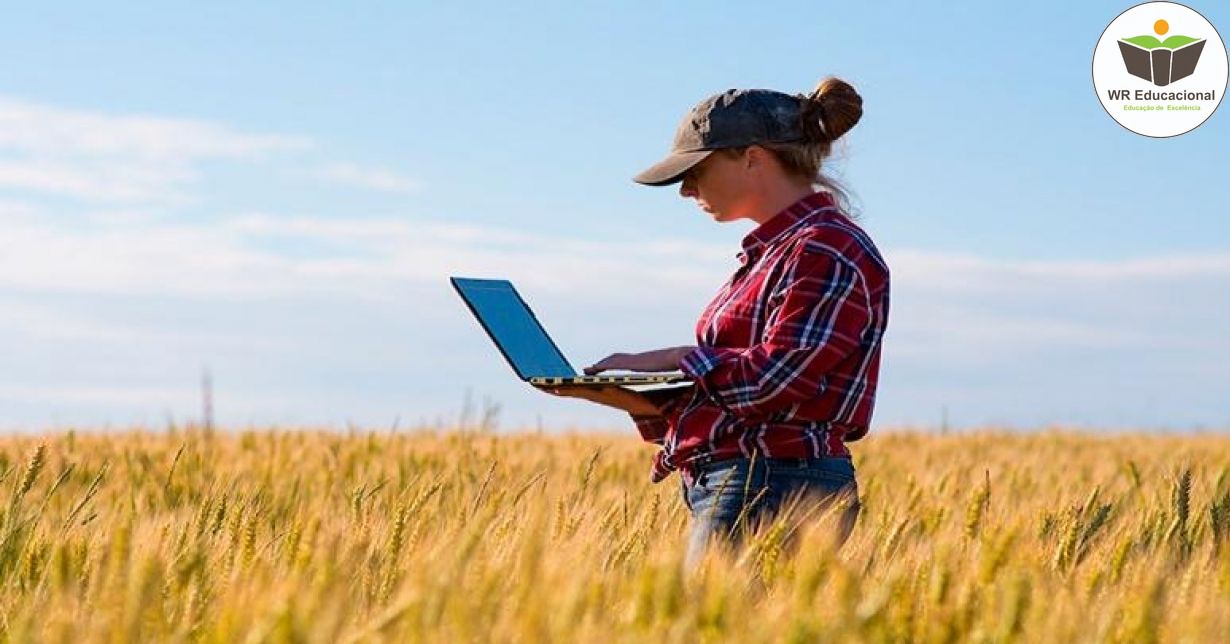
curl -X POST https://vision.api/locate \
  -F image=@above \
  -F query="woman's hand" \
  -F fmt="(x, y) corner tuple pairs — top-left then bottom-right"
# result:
(583, 346), (697, 375)
(542, 385), (662, 416)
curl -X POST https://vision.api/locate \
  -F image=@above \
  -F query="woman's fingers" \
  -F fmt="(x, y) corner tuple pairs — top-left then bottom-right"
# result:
(585, 347), (694, 374)
(584, 353), (620, 374)
(545, 385), (603, 398)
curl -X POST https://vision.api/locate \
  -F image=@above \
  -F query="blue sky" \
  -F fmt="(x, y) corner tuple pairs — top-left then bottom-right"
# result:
(1, 1), (1227, 432)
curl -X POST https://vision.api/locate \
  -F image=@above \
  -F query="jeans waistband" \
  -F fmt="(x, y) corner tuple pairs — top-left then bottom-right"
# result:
(760, 457), (844, 468)
(684, 454), (853, 478)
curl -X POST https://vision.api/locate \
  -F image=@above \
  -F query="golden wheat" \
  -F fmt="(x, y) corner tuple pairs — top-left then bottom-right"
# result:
(0, 427), (1227, 642)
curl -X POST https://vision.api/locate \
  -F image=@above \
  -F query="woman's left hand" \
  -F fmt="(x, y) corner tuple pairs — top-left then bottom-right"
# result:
(541, 385), (662, 416)
(583, 346), (697, 375)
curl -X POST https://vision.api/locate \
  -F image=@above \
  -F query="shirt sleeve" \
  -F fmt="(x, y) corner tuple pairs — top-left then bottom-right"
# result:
(627, 384), (693, 445)
(630, 415), (669, 445)
(678, 240), (871, 419)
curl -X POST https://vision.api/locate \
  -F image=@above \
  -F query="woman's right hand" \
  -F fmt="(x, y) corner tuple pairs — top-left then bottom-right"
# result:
(583, 346), (696, 374)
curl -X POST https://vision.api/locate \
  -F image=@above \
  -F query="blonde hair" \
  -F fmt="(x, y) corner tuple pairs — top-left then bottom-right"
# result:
(722, 76), (864, 215)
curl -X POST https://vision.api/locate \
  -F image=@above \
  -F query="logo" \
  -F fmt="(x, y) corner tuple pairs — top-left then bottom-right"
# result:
(1093, 2), (1228, 137)
(1118, 20), (1206, 86)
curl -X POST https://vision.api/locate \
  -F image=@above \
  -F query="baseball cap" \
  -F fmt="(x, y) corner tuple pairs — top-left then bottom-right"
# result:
(633, 88), (814, 186)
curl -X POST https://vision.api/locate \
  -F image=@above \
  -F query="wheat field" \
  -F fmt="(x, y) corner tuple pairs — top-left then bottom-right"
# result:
(0, 426), (1228, 642)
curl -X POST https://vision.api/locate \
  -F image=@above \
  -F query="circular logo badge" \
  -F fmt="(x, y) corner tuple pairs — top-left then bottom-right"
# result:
(1093, 1), (1228, 137)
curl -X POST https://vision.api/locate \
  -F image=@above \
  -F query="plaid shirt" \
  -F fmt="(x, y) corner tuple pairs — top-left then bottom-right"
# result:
(632, 191), (890, 483)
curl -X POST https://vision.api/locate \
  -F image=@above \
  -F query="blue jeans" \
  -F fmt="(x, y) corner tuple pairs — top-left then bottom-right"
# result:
(681, 456), (860, 568)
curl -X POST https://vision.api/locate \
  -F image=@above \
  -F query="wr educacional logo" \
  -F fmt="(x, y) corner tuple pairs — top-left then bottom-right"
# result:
(1116, 18), (1206, 87)
(1092, 2), (1227, 138)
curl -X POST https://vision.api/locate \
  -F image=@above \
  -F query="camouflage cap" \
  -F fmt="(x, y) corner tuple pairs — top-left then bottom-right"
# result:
(633, 88), (810, 186)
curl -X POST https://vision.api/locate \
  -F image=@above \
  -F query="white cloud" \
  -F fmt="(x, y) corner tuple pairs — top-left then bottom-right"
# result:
(0, 158), (196, 202)
(0, 94), (1224, 429)
(0, 96), (308, 203)
(0, 96), (434, 205)
(885, 248), (1230, 355)
(1, 206), (1227, 429)
(3, 206), (1227, 347)
(314, 162), (421, 194)
(0, 97), (305, 160)
(0, 208), (731, 303)
(0, 384), (197, 408)
(0, 298), (150, 344)
(891, 249), (1230, 292)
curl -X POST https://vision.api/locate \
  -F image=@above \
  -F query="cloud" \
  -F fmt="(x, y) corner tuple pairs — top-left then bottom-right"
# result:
(1, 204), (1227, 429)
(0, 383), (197, 408)
(887, 249), (1230, 355)
(4, 203), (1226, 346)
(0, 96), (432, 205)
(0, 158), (197, 203)
(0, 206), (731, 305)
(0, 97), (307, 159)
(314, 162), (421, 194)
(0, 93), (1224, 428)
(891, 250), (1230, 292)
(0, 96), (308, 203)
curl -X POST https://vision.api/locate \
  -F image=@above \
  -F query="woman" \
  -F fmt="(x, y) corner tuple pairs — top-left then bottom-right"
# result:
(548, 77), (890, 568)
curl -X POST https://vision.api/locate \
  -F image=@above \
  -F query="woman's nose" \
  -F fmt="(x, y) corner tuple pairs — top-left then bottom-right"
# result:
(679, 177), (696, 198)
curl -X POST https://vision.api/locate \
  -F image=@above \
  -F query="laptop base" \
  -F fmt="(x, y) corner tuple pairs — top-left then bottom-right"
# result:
(528, 374), (690, 387)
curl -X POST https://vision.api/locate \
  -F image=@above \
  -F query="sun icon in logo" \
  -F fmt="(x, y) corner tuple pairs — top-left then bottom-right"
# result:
(1154, 19), (1169, 35)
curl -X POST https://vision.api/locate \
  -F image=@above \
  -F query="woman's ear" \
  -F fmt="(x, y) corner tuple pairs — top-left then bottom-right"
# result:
(745, 145), (767, 170)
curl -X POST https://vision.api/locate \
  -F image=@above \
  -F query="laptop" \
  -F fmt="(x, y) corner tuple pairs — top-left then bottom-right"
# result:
(451, 277), (692, 387)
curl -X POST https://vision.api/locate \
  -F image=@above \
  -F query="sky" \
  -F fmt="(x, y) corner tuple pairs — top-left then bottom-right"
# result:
(1, 1), (1227, 433)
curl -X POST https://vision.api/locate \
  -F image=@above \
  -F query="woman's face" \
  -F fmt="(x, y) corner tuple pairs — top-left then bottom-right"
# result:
(678, 149), (756, 223)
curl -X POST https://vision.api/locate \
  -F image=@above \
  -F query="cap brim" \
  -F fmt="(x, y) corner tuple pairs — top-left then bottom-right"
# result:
(632, 150), (712, 186)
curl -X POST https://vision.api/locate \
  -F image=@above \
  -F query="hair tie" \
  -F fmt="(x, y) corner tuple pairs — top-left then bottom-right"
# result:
(797, 92), (828, 138)
(813, 99), (828, 137)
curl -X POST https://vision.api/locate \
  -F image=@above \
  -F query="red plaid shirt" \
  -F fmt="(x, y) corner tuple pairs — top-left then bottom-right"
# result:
(632, 191), (890, 483)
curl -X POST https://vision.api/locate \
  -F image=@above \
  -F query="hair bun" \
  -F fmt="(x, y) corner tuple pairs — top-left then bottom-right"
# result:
(799, 77), (863, 143)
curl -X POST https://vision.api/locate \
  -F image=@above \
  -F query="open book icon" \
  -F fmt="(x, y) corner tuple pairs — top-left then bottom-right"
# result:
(1118, 35), (1207, 86)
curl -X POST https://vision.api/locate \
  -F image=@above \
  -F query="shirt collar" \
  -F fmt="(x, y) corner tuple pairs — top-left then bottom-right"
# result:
(737, 191), (837, 264)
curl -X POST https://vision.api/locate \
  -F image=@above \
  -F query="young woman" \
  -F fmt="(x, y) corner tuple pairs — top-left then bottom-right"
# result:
(547, 77), (890, 567)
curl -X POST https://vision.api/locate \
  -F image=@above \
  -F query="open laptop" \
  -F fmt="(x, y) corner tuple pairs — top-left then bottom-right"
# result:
(451, 277), (691, 387)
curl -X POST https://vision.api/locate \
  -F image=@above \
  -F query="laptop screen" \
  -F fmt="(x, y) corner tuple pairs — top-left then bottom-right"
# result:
(451, 278), (576, 379)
